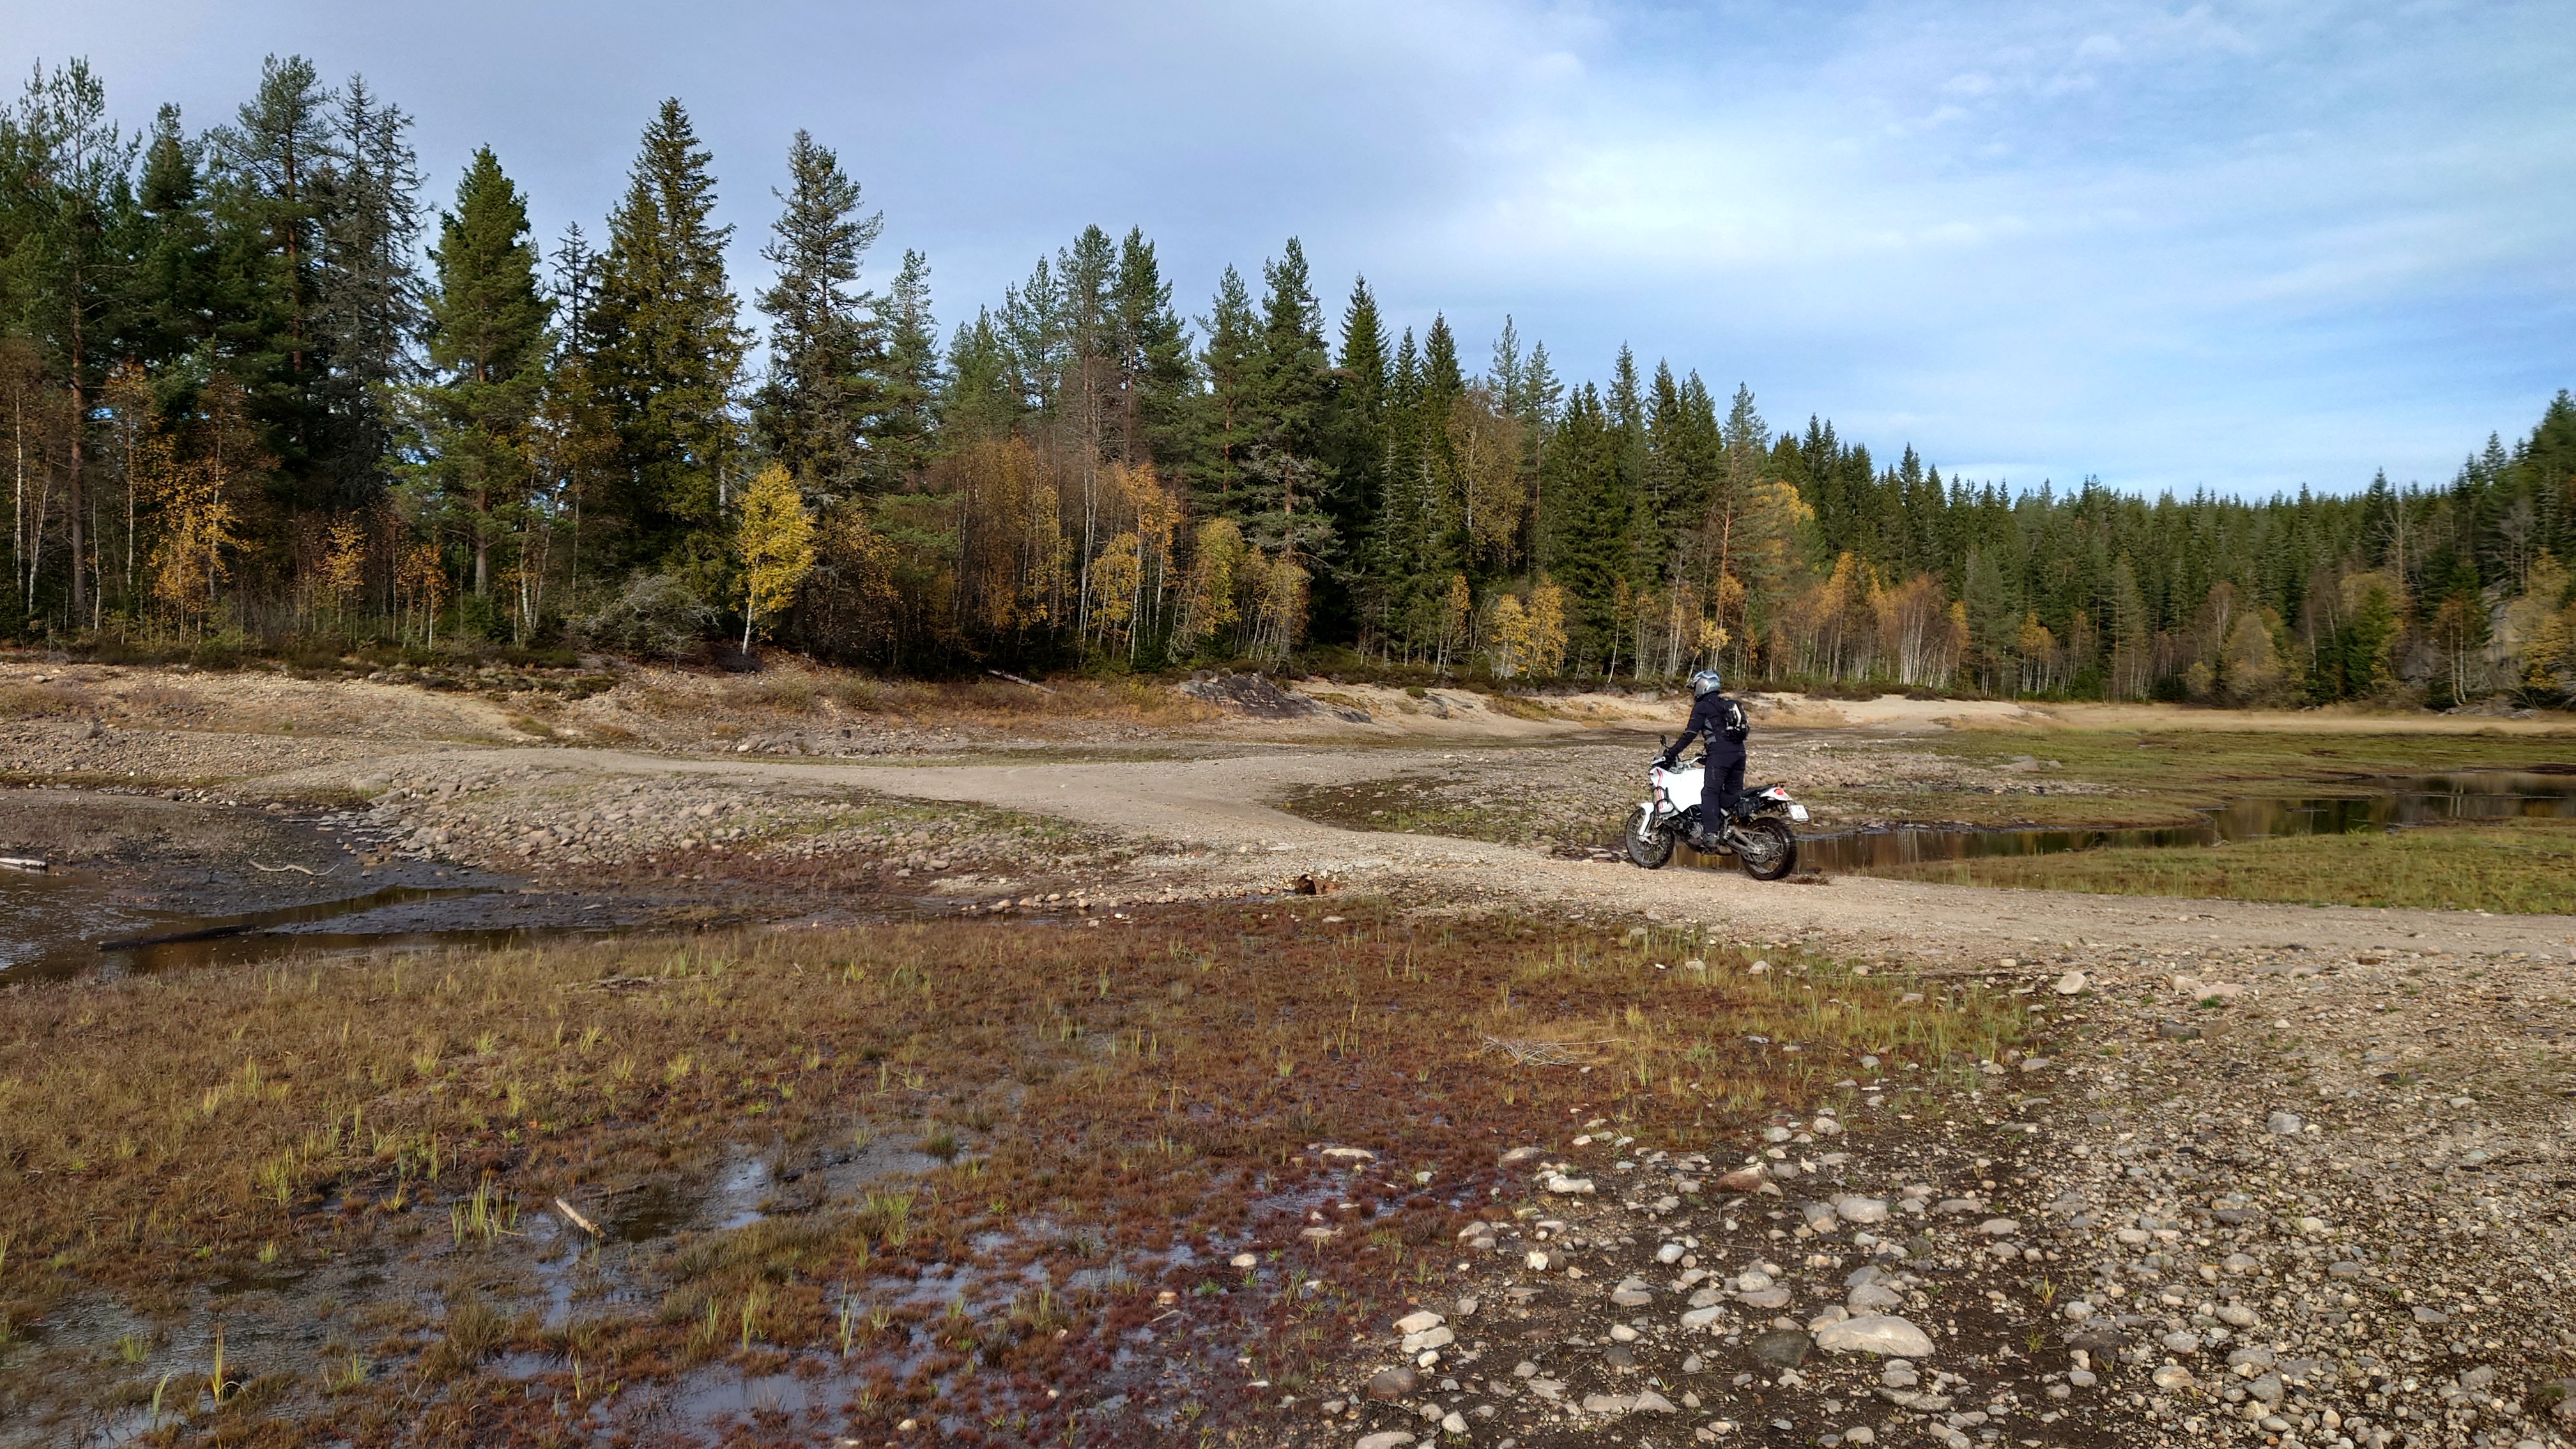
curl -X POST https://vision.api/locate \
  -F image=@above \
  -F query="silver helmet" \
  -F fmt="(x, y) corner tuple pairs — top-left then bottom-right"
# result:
(1690, 668), (1724, 698)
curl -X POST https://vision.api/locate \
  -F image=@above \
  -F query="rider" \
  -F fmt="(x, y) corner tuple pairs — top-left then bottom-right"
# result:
(1661, 668), (1749, 850)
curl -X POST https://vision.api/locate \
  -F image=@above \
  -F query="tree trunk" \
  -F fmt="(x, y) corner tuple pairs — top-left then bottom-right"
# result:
(66, 375), (86, 624)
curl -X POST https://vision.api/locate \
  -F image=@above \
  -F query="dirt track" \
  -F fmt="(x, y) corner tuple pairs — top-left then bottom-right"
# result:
(7, 645), (2573, 967)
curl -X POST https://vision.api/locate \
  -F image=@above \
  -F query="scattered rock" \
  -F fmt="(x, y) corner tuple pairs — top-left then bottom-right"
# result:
(2265, 1110), (2304, 1135)
(1712, 1163), (1773, 1194)
(1367, 1367), (1418, 1400)
(1846, 1284), (1904, 1312)
(1747, 1329), (1811, 1368)
(1814, 1315), (1935, 1357)
(2053, 970), (2089, 994)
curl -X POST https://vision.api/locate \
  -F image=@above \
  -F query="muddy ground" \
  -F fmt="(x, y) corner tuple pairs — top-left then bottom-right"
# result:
(1, 656), (2572, 1448)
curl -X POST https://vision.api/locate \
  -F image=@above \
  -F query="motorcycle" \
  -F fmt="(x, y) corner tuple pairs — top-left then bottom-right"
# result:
(1625, 744), (1807, 879)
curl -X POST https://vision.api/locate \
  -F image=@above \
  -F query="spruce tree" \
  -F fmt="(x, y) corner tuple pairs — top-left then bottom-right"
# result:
(1110, 228), (1192, 470)
(210, 54), (332, 493)
(871, 247), (939, 482)
(314, 75), (422, 497)
(1241, 238), (1333, 557)
(940, 309), (1018, 438)
(1194, 264), (1257, 515)
(1321, 275), (1388, 640)
(423, 146), (550, 599)
(753, 129), (883, 500)
(130, 105), (218, 371)
(590, 98), (749, 569)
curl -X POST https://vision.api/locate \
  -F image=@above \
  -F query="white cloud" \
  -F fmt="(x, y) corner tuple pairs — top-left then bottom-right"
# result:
(10, 0), (2573, 493)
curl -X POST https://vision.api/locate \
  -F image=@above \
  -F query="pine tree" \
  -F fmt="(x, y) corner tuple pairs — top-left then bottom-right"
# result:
(590, 98), (749, 569)
(0, 59), (136, 624)
(423, 146), (550, 599)
(753, 129), (882, 500)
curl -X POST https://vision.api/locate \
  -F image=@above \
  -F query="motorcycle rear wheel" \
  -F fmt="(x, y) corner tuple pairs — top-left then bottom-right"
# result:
(1734, 817), (1798, 880)
(1624, 804), (1675, 870)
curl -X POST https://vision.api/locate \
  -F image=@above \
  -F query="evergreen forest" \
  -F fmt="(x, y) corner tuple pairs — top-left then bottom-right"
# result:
(6, 57), (2575, 707)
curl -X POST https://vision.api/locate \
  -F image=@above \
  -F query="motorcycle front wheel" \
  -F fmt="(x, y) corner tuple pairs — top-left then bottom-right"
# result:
(1624, 804), (1676, 870)
(1733, 817), (1798, 880)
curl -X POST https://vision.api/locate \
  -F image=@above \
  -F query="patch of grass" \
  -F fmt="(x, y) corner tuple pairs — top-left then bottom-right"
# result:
(0, 907), (2015, 1443)
(1870, 816), (2576, 912)
(0, 682), (88, 717)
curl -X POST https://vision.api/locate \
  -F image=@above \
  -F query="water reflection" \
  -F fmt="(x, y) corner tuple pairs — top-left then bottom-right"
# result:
(0, 870), (608, 981)
(1790, 770), (2576, 875)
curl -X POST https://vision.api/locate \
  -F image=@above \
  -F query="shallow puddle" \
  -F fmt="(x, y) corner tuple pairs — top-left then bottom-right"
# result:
(1773, 770), (2576, 874)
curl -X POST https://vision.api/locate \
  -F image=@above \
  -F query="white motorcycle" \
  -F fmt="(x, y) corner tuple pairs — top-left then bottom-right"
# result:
(1625, 747), (1807, 879)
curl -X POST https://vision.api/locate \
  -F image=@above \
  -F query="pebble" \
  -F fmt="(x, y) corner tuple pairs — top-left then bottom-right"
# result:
(1354, 1433), (1416, 1449)
(2266, 1110), (2305, 1135)
(2053, 970), (2089, 994)
(1367, 1367), (1418, 1400)
(1230, 1252), (1258, 1269)
(1834, 1196), (1889, 1224)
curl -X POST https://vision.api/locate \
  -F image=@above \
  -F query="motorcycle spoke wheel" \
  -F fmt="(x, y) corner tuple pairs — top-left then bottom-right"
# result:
(1735, 819), (1798, 881)
(1625, 806), (1675, 870)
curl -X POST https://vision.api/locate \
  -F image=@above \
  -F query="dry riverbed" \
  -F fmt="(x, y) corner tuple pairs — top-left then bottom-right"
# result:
(3, 656), (2575, 1448)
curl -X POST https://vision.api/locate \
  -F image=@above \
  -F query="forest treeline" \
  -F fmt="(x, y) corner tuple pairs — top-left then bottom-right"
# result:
(6, 56), (2575, 706)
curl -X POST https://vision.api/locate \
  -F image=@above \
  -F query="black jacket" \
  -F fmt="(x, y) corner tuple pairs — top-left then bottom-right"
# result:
(1673, 691), (1749, 767)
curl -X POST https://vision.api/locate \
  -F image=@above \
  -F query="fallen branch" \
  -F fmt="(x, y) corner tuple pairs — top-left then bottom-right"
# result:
(248, 861), (330, 876)
(0, 856), (48, 872)
(984, 668), (1055, 694)
(554, 1197), (600, 1236)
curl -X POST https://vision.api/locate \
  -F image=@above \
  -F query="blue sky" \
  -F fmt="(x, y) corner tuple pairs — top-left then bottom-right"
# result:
(13, 0), (2573, 495)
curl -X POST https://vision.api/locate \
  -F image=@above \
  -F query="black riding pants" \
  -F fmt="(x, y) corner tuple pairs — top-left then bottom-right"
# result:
(1701, 760), (1745, 829)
